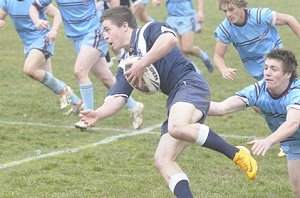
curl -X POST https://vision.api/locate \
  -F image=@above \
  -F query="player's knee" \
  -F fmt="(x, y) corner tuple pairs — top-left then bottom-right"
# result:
(181, 45), (191, 54)
(74, 67), (86, 80)
(23, 64), (34, 78)
(100, 76), (115, 88)
(154, 154), (167, 172)
(168, 123), (185, 139)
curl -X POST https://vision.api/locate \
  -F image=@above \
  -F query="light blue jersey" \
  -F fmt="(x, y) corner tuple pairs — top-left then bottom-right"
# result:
(0, 0), (52, 55)
(236, 79), (300, 146)
(165, 0), (199, 35)
(166, 0), (194, 17)
(215, 8), (283, 80)
(33, 0), (99, 40)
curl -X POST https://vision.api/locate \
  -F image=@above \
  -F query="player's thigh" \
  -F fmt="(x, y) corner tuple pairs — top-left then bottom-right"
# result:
(24, 49), (48, 71)
(155, 133), (190, 162)
(180, 32), (194, 51)
(90, 56), (115, 86)
(169, 102), (203, 127)
(75, 46), (102, 72)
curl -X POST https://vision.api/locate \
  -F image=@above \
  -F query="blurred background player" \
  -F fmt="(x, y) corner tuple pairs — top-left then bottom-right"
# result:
(131, 0), (154, 24)
(152, 0), (214, 73)
(31, 0), (144, 129)
(0, 0), (82, 113)
(209, 48), (300, 198)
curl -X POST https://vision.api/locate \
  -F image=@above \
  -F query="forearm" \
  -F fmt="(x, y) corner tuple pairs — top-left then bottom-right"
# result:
(140, 33), (177, 69)
(286, 16), (300, 39)
(29, 5), (40, 25)
(209, 96), (246, 116)
(95, 96), (126, 120)
(265, 121), (299, 145)
(213, 53), (228, 73)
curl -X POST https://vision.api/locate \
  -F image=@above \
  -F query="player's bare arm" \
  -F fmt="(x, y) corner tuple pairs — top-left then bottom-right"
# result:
(44, 4), (62, 42)
(209, 95), (246, 116)
(125, 31), (177, 85)
(29, 5), (49, 30)
(213, 40), (237, 80)
(275, 12), (300, 39)
(80, 96), (126, 127)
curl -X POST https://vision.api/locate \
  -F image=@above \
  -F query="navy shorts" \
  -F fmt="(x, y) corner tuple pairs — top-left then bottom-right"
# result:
(161, 72), (211, 135)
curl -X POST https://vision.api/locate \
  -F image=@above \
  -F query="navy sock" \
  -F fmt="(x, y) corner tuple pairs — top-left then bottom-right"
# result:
(202, 128), (238, 159)
(174, 180), (193, 198)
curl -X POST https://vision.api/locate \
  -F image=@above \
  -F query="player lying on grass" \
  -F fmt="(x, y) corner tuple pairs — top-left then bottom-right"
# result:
(76, 6), (258, 198)
(209, 48), (300, 198)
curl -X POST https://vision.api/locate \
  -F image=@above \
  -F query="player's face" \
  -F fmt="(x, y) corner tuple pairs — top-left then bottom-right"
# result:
(220, 3), (245, 25)
(264, 58), (292, 96)
(102, 20), (127, 51)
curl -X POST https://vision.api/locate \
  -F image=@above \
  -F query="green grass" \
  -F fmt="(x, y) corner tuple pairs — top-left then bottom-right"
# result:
(0, 0), (299, 197)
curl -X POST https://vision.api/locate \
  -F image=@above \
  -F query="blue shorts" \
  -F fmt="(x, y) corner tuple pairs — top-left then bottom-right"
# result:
(73, 27), (108, 56)
(281, 143), (300, 160)
(25, 36), (54, 58)
(161, 72), (211, 135)
(167, 13), (201, 36)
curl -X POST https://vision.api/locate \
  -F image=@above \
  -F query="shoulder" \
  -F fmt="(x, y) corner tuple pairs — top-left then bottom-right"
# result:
(247, 8), (273, 24)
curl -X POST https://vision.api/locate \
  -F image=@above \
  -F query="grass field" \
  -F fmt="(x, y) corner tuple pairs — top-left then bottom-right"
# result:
(0, 0), (299, 197)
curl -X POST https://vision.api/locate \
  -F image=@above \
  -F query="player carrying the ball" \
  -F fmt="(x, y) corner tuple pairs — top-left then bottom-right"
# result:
(77, 6), (258, 197)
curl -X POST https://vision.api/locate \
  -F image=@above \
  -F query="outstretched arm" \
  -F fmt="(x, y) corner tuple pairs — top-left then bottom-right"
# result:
(275, 12), (300, 39)
(79, 96), (126, 127)
(209, 95), (246, 116)
(248, 107), (300, 156)
(213, 40), (237, 80)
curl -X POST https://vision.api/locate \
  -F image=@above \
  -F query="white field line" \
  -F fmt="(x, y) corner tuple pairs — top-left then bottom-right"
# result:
(0, 120), (259, 170)
(0, 123), (161, 170)
(0, 120), (131, 132)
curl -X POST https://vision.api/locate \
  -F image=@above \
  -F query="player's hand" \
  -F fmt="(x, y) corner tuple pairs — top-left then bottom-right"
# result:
(124, 57), (145, 88)
(79, 110), (98, 127)
(247, 139), (272, 156)
(221, 67), (237, 80)
(197, 10), (205, 23)
(0, 20), (5, 28)
(34, 19), (49, 30)
(152, 0), (161, 7)
(46, 29), (57, 42)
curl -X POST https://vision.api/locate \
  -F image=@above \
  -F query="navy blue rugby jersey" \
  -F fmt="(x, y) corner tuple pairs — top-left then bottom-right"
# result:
(108, 22), (198, 99)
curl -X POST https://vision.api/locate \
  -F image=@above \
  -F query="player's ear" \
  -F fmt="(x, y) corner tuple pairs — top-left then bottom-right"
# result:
(122, 22), (130, 31)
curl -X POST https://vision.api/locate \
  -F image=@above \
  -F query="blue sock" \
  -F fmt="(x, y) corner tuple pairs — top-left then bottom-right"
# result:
(80, 82), (94, 110)
(125, 96), (136, 109)
(70, 93), (81, 105)
(41, 72), (65, 94)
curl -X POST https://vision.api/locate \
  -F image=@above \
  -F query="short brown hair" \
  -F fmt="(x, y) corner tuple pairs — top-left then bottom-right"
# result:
(100, 6), (138, 29)
(265, 48), (298, 80)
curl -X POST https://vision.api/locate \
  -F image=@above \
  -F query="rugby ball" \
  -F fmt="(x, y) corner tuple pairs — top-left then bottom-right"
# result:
(124, 56), (160, 94)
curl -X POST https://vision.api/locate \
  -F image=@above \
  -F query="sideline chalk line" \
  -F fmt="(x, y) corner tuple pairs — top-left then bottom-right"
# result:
(0, 120), (259, 170)
(0, 123), (161, 170)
